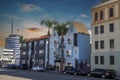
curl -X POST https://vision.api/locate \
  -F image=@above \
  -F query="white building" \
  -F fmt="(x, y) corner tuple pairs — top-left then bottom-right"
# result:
(5, 34), (21, 65)
(49, 21), (90, 71)
(1, 49), (15, 65)
(91, 0), (120, 75)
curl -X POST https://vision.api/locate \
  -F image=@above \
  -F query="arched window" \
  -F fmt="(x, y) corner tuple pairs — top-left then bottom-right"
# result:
(100, 11), (104, 20)
(95, 12), (98, 21)
(109, 8), (114, 17)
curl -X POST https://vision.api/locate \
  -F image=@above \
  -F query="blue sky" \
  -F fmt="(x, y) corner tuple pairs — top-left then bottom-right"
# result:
(0, 0), (100, 47)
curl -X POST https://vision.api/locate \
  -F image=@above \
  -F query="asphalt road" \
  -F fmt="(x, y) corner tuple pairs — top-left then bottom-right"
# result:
(0, 69), (113, 80)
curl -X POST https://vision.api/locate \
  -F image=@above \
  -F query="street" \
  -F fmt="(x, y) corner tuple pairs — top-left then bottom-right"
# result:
(0, 69), (113, 80)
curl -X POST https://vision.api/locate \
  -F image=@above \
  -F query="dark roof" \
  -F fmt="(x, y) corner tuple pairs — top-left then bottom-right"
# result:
(25, 35), (49, 42)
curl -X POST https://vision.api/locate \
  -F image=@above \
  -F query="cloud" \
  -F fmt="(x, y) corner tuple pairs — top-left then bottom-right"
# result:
(20, 3), (42, 12)
(80, 14), (88, 18)
(27, 28), (40, 32)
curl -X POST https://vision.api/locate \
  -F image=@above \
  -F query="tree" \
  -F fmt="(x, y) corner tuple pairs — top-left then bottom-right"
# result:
(53, 22), (70, 71)
(19, 35), (25, 43)
(41, 19), (55, 70)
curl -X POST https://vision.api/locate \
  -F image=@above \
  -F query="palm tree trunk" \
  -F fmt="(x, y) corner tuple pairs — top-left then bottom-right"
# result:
(47, 29), (50, 70)
(60, 35), (65, 71)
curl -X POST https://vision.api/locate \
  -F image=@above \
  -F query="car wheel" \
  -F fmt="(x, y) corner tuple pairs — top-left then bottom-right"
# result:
(102, 74), (106, 78)
(74, 73), (77, 75)
(87, 73), (91, 77)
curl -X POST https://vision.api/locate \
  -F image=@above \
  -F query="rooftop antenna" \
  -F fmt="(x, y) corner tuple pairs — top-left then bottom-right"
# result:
(11, 17), (13, 34)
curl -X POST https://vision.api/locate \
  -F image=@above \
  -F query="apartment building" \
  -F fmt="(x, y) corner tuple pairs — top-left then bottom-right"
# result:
(91, 0), (120, 74)
(20, 35), (49, 69)
(49, 21), (90, 71)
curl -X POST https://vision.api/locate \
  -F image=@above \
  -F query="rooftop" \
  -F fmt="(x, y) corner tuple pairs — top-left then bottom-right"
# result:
(73, 21), (89, 35)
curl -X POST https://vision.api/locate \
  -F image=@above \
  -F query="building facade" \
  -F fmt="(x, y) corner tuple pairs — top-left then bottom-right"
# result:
(5, 34), (21, 65)
(20, 35), (49, 69)
(49, 21), (90, 71)
(91, 0), (120, 74)
(1, 49), (14, 65)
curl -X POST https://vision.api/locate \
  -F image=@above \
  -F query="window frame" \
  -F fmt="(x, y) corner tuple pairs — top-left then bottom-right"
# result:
(109, 8), (114, 17)
(100, 40), (104, 49)
(100, 25), (104, 34)
(110, 56), (114, 65)
(95, 26), (99, 34)
(95, 41), (99, 49)
(110, 39), (114, 48)
(95, 56), (98, 64)
(109, 23), (114, 32)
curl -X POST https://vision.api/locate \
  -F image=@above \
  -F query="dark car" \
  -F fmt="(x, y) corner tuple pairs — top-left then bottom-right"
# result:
(87, 69), (116, 79)
(74, 68), (86, 75)
(63, 66), (75, 74)
(63, 66), (86, 75)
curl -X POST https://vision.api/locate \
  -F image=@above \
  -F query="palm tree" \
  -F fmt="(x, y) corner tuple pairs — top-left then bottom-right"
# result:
(53, 22), (70, 71)
(41, 19), (55, 70)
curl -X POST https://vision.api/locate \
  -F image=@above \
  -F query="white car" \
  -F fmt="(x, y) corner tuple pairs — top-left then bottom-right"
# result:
(32, 66), (45, 71)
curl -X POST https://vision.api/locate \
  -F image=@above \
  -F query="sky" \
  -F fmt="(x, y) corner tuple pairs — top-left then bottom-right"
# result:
(0, 0), (100, 47)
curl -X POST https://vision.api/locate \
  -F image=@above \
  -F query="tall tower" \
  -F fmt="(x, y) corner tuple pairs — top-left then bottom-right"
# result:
(5, 18), (21, 65)
(11, 18), (13, 34)
(91, 0), (120, 75)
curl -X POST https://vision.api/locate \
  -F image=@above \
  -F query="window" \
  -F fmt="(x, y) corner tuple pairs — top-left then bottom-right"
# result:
(22, 52), (26, 55)
(95, 26), (99, 34)
(95, 41), (99, 49)
(54, 51), (57, 56)
(100, 11), (104, 20)
(100, 40), (104, 49)
(109, 23), (114, 32)
(39, 40), (44, 45)
(110, 56), (114, 65)
(100, 25), (104, 33)
(66, 50), (71, 57)
(68, 38), (71, 44)
(109, 8), (114, 17)
(95, 12), (98, 21)
(110, 39), (114, 48)
(100, 56), (104, 64)
(22, 60), (26, 64)
(39, 50), (44, 55)
(74, 33), (77, 46)
(95, 56), (98, 64)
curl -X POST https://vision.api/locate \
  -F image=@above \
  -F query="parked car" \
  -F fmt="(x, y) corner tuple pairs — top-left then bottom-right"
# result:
(63, 66), (75, 74)
(63, 66), (86, 75)
(115, 75), (120, 80)
(32, 66), (45, 71)
(87, 69), (116, 79)
(74, 68), (86, 75)
(3, 64), (17, 69)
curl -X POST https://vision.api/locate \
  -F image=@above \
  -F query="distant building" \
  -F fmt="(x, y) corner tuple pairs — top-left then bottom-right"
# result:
(20, 35), (49, 69)
(5, 34), (21, 65)
(91, 0), (120, 75)
(1, 49), (15, 65)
